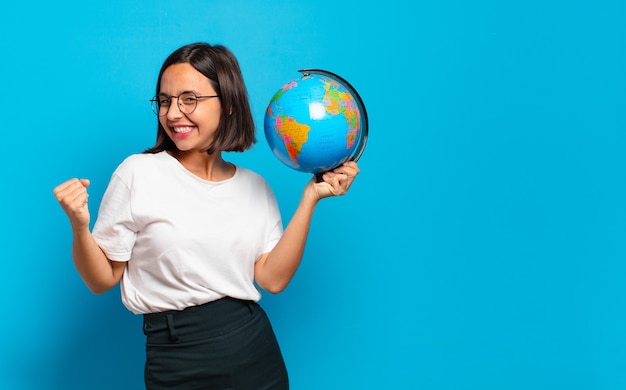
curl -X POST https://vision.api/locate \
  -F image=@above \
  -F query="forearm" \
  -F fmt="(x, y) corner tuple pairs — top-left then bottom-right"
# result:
(72, 227), (121, 294)
(255, 188), (318, 293)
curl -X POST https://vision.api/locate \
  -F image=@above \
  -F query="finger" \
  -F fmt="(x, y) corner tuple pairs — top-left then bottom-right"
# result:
(343, 160), (359, 169)
(322, 172), (347, 196)
(53, 178), (81, 197)
(56, 181), (84, 200)
(55, 179), (90, 208)
(54, 178), (90, 195)
(333, 161), (360, 177)
(71, 188), (89, 206)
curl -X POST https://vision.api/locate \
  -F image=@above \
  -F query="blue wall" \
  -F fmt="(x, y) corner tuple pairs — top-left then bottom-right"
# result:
(2, 1), (625, 388)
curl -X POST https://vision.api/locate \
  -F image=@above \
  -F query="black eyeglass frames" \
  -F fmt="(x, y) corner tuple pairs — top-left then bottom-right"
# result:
(150, 92), (220, 116)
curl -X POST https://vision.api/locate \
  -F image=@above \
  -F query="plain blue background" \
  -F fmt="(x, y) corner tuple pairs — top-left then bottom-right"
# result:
(1, 0), (625, 388)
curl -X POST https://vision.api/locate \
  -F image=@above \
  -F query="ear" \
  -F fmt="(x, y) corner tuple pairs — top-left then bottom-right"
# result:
(229, 106), (233, 115)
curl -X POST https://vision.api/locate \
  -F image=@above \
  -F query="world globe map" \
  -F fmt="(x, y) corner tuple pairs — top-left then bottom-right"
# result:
(264, 69), (368, 176)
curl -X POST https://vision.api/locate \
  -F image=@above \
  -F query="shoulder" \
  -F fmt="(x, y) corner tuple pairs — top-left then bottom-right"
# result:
(234, 166), (270, 188)
(117, 152), (165, 168)
(107, 152), (174, 189)
(232, 166), (280, 206)
(113, 152), (168, 175)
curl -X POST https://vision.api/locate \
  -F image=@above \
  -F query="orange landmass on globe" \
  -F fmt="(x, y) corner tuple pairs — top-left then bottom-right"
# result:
(274, 115), (310, 166)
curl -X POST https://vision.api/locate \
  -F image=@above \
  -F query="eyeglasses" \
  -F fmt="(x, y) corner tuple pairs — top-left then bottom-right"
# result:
(150, 92), (220, 116)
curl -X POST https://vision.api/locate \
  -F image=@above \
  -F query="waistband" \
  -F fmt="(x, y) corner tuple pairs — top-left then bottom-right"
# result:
(143, 297), (259, 344)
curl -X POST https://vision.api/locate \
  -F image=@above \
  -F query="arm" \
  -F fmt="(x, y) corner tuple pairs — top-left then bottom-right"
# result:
(53, 178), (125, 294)
(254, 161), (360, 293)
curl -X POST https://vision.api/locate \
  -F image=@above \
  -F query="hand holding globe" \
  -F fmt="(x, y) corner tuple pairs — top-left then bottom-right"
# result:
(264, 69), (368, 182)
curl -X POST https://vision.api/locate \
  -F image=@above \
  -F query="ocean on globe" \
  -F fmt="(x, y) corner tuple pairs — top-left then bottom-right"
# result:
(264, 69), (367, 175)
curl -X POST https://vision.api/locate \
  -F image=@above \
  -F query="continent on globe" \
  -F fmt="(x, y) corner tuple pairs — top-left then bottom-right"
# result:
(321, 81), (360, 150)
(274, 115), (310, 166)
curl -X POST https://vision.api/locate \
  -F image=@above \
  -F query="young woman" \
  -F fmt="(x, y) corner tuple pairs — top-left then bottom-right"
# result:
(53, 42), (360, 389)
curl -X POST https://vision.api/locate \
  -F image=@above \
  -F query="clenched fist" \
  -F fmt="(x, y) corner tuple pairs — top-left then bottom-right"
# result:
(53, 178), (91, 231)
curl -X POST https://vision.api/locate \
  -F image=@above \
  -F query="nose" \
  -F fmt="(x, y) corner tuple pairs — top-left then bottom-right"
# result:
(166, 97), (184, 119)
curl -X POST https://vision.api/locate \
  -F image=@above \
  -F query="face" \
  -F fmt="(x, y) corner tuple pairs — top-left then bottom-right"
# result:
(158, 63), (222, 153)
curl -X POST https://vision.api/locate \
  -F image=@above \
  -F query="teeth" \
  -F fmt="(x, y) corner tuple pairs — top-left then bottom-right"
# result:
(173, 127), (194, 133)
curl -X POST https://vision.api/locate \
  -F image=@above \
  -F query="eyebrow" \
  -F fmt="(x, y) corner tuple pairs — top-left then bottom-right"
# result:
(158, 90), (201, 97)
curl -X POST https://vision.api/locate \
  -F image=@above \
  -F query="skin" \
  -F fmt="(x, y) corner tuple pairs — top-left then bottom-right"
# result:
(53, 63), (359, 295)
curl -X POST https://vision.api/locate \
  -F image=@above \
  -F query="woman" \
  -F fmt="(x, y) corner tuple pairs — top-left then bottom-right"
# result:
(53, 42), (359, 389)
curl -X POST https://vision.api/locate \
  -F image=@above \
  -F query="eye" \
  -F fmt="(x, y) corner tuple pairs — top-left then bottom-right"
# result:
(159, 98), (171, 106)
(180, 94), (198, 105)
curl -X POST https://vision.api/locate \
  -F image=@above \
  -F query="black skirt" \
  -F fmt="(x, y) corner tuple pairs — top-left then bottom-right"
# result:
(143, 297), (289, 389)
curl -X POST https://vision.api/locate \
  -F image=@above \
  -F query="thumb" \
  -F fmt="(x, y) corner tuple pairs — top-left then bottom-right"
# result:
(79, 178), (90, 188)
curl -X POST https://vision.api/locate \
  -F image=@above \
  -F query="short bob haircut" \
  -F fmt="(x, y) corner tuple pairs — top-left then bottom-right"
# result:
(144, 42), (256, 155)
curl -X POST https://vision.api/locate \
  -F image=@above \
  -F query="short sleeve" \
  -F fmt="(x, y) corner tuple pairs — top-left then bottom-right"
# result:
(92, 172), (137, 261)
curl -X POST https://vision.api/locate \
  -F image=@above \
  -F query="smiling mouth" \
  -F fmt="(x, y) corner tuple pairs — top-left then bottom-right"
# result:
(172, 126), (194, 134)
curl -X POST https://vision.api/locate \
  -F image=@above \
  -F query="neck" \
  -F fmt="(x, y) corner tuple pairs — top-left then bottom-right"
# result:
(168, 150), (234, 181)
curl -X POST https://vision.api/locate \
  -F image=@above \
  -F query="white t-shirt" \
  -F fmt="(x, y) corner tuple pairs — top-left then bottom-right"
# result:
(92, 151), (283, 314)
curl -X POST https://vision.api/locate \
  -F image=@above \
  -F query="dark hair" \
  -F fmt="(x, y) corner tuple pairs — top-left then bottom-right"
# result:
(144, 42), (256, 155)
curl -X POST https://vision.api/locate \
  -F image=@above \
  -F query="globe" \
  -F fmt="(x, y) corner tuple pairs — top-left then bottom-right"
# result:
(264, 69), (368, 179)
